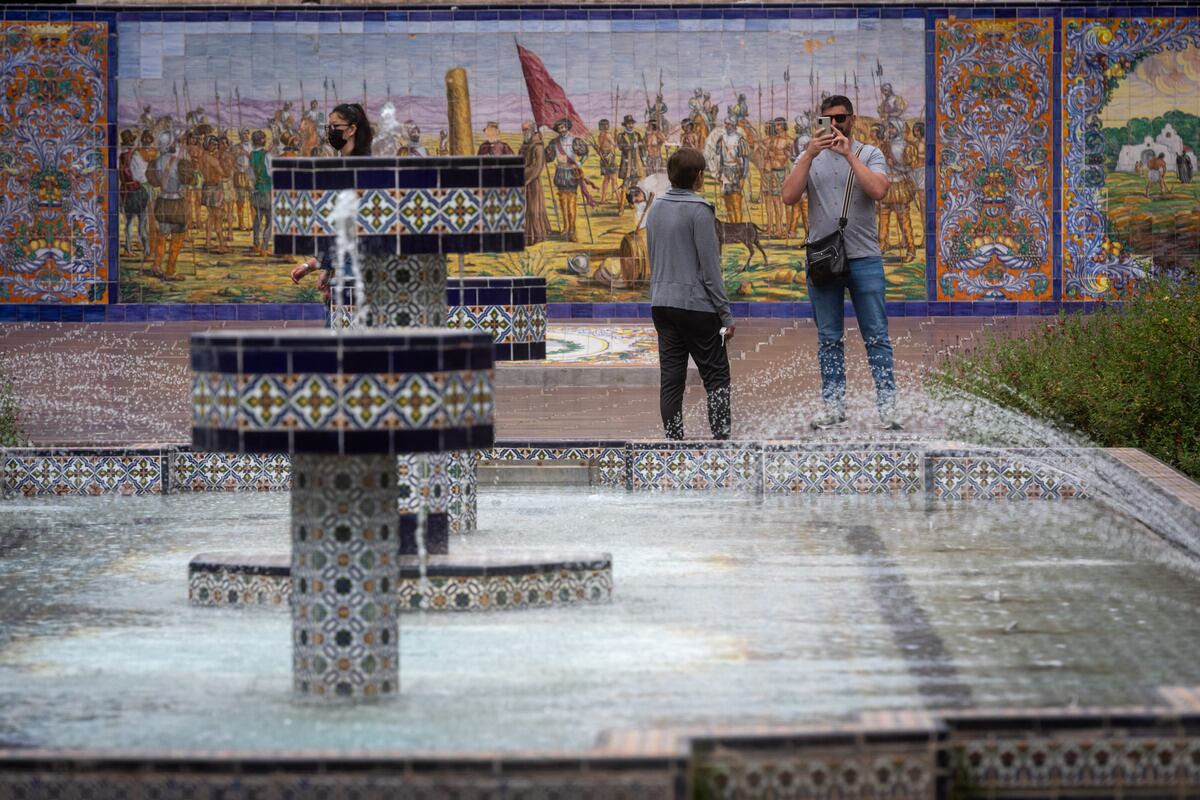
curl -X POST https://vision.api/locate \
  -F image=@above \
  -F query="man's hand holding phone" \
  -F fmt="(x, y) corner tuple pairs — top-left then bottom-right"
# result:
(828, 128), (851, 157)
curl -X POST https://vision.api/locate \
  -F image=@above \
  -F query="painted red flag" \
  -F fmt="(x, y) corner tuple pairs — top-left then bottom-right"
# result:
(515, 42), (590, 137)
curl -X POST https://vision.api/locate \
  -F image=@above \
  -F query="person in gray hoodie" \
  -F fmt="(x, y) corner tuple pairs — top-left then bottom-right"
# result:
(646, 148), (736, 440)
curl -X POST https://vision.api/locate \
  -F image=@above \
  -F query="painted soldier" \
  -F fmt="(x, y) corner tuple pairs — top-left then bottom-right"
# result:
(762, 117), (793, 238)
(787, 111), (815, 236)
(644, 121), (666, 175)
(145, 130), (194, 281)
(399, 121), (428, 156)
(545, 117), (589, 242)
(118, 129), (150, 257)
(616, 114), (644, 212)
(680, 117), (704, 152)
(138, 105), (155, 132)
(199, 135), (230, 253)
(249, 130), (273, 258)
(728, 94), (749, 125)
(645, 92), (668, 133)
(477, 121), (515, 156)
(702, 92), (718, 128)
(233, 128), (253, 231)
(518, 120), (550, 246)
(597, 119), (618, 203)
(718, 116), (750, 223)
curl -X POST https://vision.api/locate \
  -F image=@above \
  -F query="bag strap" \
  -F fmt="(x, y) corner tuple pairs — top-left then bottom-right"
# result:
(837, 144), (863, 230)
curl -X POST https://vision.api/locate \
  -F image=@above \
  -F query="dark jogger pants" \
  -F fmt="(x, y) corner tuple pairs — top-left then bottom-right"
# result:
(652, 305), (732, 439)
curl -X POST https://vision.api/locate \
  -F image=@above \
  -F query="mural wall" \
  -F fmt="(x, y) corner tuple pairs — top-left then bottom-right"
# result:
(0, 7), (1197, 317)
(111, 13), (927, 305)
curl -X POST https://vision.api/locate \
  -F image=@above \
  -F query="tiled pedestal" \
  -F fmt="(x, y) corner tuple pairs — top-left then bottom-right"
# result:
(447, 276), (548, 362)
(190, 328), (494, 700)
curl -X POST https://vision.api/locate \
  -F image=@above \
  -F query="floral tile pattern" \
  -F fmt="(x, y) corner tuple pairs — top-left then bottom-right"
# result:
(0, 22), (108, 305)
(170, 451), (291, 492)
(935, 18), (1053, 300)
(927, 454), (1090, 500)
(762, 447), (922, 494)
(3, 450), (166, 497)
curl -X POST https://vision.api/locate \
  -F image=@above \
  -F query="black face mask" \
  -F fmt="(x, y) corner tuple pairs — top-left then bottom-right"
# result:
(327, 128), (348, 151)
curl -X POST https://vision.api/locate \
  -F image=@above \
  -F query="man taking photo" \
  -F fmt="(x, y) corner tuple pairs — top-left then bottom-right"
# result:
(782, 95), (901, 431)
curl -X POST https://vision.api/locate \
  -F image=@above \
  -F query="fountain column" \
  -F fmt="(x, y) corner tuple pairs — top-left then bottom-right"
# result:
(190, 328), (495, 699)
(271, 155), (527, 544)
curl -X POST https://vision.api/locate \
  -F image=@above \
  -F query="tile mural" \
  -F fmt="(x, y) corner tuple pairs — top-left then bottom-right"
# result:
(0, 7), (1197, 315)
(1063, 16), (1200, 299)
(935, 18), (1053, 300)
(112, 14), (928, 305)
(0, 21), (109, 304)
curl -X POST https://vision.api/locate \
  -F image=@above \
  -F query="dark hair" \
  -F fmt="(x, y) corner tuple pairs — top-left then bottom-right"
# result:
(820, 94), (854, 115)
(331, 102), (374, 156)
(667, 148), (706, 190)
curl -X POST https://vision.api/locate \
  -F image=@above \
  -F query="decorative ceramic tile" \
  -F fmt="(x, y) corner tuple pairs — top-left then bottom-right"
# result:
(446, 448), (478, 533)
(935, 19), (1053, 300)
(627, 443), (761, 492)
(953, 734), (1200, 791)
(397, 567), (613, 611)
(189, 553), (613, 613)
(447, 304), (547, 345)
(2, 450), (166, 497)
(927, 454), (1090, 500)
(273, 188), (521, 239)
(0, 22), (108, 305)
(1062, 17), (1200, 299)
(703, 751), (934, 799)
(170, 451), (291, 492)
(487, 446), (595, 464)
(592, 447), (627, 489)
(361, 253), (447, 328)
(763, 447), (922, 495)
(0, 770), (673, 798)
(290, 453), (398, 699)
(189, 329), (495, 455)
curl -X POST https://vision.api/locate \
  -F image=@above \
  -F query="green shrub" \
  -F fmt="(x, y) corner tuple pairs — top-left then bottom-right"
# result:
(0, 368), (25, 447)
(931, 279), (1200, 480)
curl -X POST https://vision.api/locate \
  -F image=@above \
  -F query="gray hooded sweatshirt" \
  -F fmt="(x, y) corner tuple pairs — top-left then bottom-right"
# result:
(646, 188), (733, 327)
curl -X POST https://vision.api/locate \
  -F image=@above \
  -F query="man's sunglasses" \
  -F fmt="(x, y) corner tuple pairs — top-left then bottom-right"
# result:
(825, 113), (851, 123)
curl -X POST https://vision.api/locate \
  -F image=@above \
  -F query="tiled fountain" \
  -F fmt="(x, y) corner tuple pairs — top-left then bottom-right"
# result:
(189, 156), (610, 699)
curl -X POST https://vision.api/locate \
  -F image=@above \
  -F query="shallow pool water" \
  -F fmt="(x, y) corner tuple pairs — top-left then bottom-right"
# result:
(1, 488), (1198, 753)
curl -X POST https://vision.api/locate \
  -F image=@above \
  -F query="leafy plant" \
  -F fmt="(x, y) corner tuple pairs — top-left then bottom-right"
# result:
(0, 367), (26, 447)
(930, 278), (1200, 479)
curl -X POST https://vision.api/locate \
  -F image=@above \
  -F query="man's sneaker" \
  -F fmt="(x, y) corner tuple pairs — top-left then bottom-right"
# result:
(810, 406), (847, 430)
(879, 406), (903, 431)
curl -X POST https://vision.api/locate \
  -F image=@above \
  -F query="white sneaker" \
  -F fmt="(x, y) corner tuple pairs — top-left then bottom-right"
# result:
(878, 406), (903, 431)
(810, 405), (847, 430)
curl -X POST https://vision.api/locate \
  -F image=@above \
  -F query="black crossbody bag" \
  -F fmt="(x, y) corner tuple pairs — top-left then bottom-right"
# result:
(804, 146), (861, 287)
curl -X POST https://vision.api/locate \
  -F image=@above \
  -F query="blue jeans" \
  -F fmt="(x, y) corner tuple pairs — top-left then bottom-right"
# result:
(807, 255), (896, 410)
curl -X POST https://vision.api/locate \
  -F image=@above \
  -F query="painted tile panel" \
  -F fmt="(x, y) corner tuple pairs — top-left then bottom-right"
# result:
(1062, 17), (1200, 299)
(935, 18), (1053, 300)
(0, 22), (109, 304)
(111, 14), (928, 306)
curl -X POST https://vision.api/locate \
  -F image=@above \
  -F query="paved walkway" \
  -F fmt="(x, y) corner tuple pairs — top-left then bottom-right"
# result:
(0, 317), (1044, 446)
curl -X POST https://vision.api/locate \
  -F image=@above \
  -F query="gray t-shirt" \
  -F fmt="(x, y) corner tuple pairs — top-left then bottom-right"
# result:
(799, 143), (887, 259)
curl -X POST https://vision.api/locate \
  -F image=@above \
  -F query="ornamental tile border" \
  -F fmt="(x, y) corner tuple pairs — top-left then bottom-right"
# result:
(272, 188), (524, 238)
(189, 562), (613, 613)
(170, 451), (291, 492)
(1, 448), (171, 497)
(447, 304), (547, 345)
(190, 369), (494, 434)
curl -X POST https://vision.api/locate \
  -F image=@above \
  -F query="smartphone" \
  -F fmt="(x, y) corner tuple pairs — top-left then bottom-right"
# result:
(814, 115), (832, 137)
